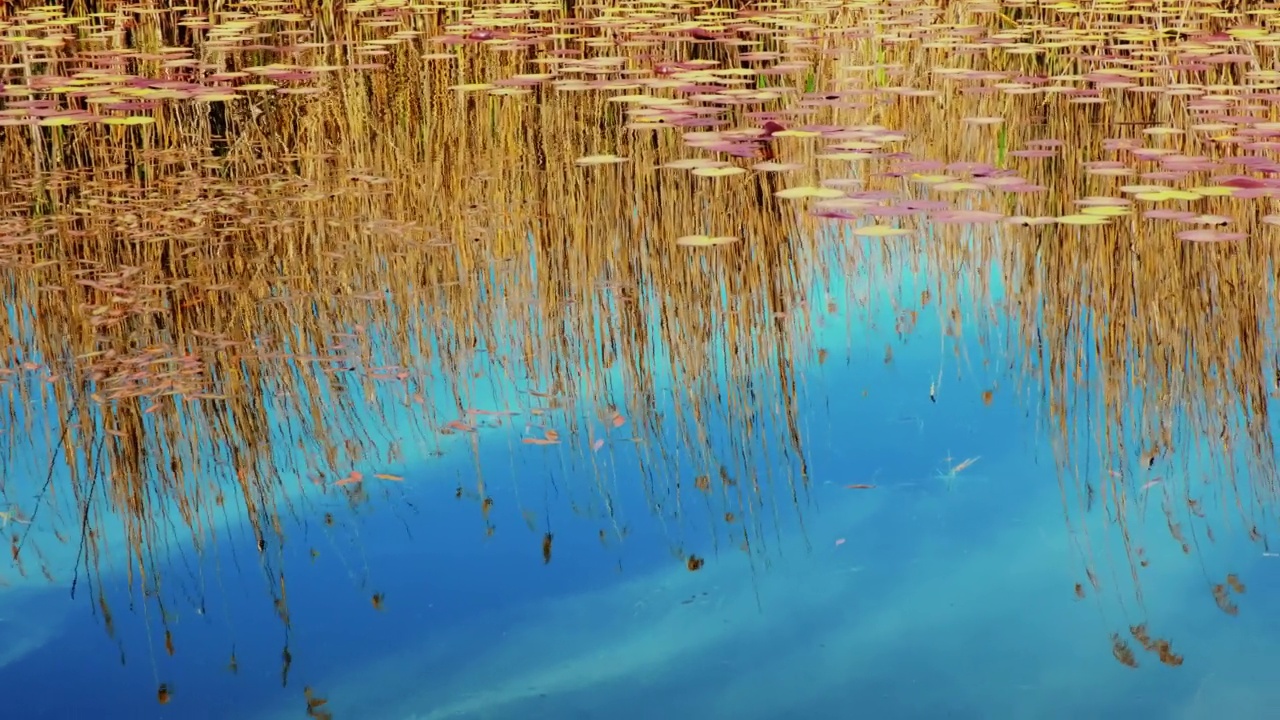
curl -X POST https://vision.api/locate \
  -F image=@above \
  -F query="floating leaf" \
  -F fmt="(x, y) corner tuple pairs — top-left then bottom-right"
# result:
(775, 186), (843, 199)
(933, 210), (1005, 224)
(1081, 206), (1130, 217)
(676, 235), (739, 247)
(1057, 214), (1111, 226)
(853, 225), (912, 237)
(1187, 215), (1231, 226)
(101, 116), (155, 126)
(752, 162), (803, 172)
(1005, 216), (1056, 226)
(39, 116), (90, 127)
(575, 154), (628, 166)
(829, 141), (882, 151)
(816, 152), (876, 161)
(664, 158), (726, 170)
(692, 167), (747, 177)
(931, 181), (985, 192)
(1177, 229), (1247, 243)
(1133, 190), (1204, 201)
(1187, 186), (1238, 197)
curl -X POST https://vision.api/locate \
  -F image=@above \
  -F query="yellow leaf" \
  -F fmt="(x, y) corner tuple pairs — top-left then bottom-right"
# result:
(1133, 190), (1203, 201)
(575, 154), (628, 166)
(1056, 214), (1110, 225)
(1081, 206), (1129, 216)
(932, 181), (985, 192)
(1188, 186), (1237, 197)
(101, 116), (155, 126)
(853, 225), (912, 237)
(676, 235), (739, 246)
(775, 186), (843, 199)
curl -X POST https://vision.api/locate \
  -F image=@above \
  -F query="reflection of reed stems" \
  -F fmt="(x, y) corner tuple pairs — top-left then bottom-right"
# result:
(71, 434), (105, 600)
(15, 401), (79, 558)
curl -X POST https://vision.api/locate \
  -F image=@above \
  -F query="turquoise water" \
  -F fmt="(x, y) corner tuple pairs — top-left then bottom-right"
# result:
(3, 263), (1279, 720)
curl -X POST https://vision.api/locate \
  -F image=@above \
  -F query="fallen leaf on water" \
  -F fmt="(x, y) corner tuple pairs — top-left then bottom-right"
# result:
(575, 154), (628, 166)
(676, 234), (738, 247)
(775, 186), (843, 199)
(853, 225), (912, 237)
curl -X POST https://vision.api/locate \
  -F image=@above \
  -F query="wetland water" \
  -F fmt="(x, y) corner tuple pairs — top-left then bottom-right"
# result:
(4, 1), (1280, 718)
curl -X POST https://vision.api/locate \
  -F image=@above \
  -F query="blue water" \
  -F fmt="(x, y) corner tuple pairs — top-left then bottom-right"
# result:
(4, 263), (1280, 720)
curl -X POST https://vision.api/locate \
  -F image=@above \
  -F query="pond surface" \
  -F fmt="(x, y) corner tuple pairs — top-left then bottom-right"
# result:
(5, 258), (1276, 720)
(3, 1), (1280, 719)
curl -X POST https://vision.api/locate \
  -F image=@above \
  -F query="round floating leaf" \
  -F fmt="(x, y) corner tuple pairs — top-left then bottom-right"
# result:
(933, 210), (1005, 224)
(1005, 216), (1056, 226)
(816, 152), (875, 161)
(775, 186), (843, 199)
(1177, 229), (1247, 242)
(1076, 196), (1130, 207)
(576, 154), (628, 166)
(752, 162), (803, 172)
(1187, 186), (1238, 196)
(676, 235), (739, 247)
(829, 141), (882, 150)
(43, 114), (96, 126)
(1057, 214), (1111, 226)
(1188, 214), (1231, 226)
(853, 225), (912, 237)
(1081, 206), (1130, 217)
(692, 167), (747, 177)
(1134, 190), (1204, 201)
(609, 94), (662, 104)
(664, 158), (726, 170)
(101, 116), (155, 126)
(931, 181), (985, 192)
(1086, 167), (1135, 177)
